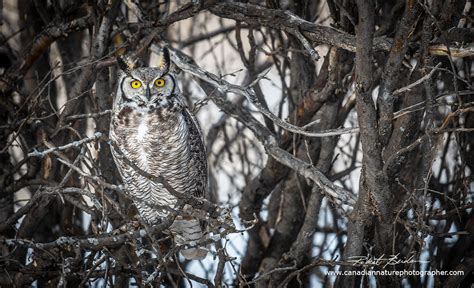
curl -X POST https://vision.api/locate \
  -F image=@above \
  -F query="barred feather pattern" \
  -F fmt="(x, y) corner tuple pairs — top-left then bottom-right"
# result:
(110, 68), (208, 259)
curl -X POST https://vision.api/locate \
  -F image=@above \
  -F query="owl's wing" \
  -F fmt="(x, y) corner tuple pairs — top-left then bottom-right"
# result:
(183, 108), (208, 199)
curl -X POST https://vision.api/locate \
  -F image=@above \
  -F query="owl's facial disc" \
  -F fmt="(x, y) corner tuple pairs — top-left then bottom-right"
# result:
(119, 68), (175, 110)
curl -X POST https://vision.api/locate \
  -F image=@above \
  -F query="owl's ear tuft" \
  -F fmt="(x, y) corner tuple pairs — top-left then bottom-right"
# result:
(117, 56), (136, 76)
(157, 47), (170, 73)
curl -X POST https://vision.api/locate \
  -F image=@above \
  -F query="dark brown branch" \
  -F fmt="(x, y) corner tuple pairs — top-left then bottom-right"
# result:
(377, 1), (421, 143)
(337, 0), (381, 286)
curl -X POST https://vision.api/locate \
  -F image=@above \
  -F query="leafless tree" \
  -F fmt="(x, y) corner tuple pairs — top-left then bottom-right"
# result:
(0, 0), (473, 287)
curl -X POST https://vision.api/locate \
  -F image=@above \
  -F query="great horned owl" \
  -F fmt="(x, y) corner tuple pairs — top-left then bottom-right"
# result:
(109, 48), (208, 260)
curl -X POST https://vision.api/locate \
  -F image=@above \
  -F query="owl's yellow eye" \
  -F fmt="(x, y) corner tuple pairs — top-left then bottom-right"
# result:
(154, 78), (166, 87)
(130, 80), (142, 89)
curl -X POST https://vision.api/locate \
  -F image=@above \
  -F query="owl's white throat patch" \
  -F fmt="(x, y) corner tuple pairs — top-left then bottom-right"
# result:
(137, 120), (149, 142)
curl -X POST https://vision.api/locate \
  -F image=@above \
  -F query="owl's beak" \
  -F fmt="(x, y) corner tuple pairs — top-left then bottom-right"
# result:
(146, 85), (151, 100)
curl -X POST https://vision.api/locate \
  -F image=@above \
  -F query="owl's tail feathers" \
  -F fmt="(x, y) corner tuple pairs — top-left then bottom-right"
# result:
(170, 217), (208, 260)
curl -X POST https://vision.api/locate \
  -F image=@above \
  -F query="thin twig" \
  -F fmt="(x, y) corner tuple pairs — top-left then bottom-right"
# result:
(393, 63), (441, 96)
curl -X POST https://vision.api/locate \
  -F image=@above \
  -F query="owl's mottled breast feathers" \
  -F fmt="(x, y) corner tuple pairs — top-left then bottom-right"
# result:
(110, 99), (208, 223)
